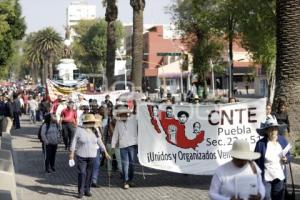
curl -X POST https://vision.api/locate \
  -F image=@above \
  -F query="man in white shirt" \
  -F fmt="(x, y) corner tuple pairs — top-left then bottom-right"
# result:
(75, 94), (89, 110)
(28, 95), (38, 123)
(111, 106), (138, 189)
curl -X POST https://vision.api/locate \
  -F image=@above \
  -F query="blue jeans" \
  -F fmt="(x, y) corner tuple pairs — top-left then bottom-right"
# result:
(264, 179), (284, 200)
(91, 148), (102, 184)
(29, 110), (36, 123)
(120, 145), (137, 183)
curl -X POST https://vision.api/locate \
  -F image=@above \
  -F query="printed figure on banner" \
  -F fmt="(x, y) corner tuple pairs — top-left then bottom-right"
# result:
(147, 105), (205, 149)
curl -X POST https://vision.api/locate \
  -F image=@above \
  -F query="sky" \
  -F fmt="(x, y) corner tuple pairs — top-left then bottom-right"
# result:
(19, 0), (174, 36)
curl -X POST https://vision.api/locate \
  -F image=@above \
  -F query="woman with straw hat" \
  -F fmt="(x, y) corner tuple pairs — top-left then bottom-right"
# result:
(254, 116), (290, 200)
(209, 139), (265, 200)
(111, 105), (138, 189)
(69, 114), (111, 199)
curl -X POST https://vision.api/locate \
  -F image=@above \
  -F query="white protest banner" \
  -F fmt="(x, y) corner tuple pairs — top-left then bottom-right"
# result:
(138, 98), (266, 175)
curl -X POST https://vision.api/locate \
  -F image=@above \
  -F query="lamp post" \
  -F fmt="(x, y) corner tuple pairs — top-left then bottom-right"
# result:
(228, 55), (233, 98)
(210, 59), (215, 97)
(179, 58), (184, 101)
(228, 58), (245, 97)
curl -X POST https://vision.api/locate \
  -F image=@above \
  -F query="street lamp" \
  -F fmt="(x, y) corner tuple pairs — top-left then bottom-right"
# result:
(228, 58), (245, 97)
(210, 59), (215, 97)
(179, 58), (184, 101)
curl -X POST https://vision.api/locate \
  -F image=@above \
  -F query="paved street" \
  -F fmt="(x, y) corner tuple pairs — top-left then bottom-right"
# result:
(10, 116), (300, 200)
(12, 116), (211, 200)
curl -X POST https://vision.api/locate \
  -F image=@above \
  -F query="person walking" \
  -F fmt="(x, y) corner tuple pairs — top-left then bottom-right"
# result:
(2, 95), (13, 133)
(111, 106), (138, 189)
(255, 117), (290, 200)
(274, 101), (290, 136)
(91, 108), (105, 188)
(41, 114), (60, 173)
(209, 139), (265, 200)
(69, 114), (110, 199)
(12, 93), (21, 129)
(28, 95), (38, 123)
(60, 101), (77, 151)
(0, 95), (5, 136)
(104, 107), (122, 177)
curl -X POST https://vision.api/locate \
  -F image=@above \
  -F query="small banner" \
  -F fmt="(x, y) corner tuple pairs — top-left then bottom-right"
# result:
(47, 79), (88, 100)
(138, 98), (266, 175)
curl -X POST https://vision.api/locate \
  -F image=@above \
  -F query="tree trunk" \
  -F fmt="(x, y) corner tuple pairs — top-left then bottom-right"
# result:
(49, 62), (53, 80)
(130, 0), (145, 92)
(228, 15), (234, 98)
(275, 0), (300, 146)
(43, 59), (49, 85)
(105, 0), (118, 91)
(267, 65), (275, 104)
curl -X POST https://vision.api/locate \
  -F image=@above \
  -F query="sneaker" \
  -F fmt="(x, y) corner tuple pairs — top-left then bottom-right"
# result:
(77, 193), (83, 199)
(51, 168), (56, 173)
(123, 183), (130, 189)
(128, 182), (136, 187)
(45, 169), (51, 174)
(84, 191), (92, 197)
(91, 183), (100, 188)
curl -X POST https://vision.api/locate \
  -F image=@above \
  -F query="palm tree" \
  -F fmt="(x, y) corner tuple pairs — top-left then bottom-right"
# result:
(33, 27), (63, 84)
(23, 32), (42, 83)
(104, 0), (118, 90)
(275, 0), (300, 143)
(130, 0), (145, 91)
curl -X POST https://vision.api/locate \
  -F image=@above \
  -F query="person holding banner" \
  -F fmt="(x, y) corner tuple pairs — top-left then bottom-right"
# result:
(254, 116), (290, 200)
(209, 139), (265, 200)
(111, 105), (138, 189)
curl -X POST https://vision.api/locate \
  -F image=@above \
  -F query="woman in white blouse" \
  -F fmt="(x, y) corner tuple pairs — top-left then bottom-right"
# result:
(209, 140), (265, 200)
(255, 116), (290, 200)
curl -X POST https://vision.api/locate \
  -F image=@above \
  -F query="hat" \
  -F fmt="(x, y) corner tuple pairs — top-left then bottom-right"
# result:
(82, 114), (100, 123)
(256, 115), (279, 136)
(193, 95), (200, 100)
(114, 105), (131, 116)
(229, 139), (261, 160)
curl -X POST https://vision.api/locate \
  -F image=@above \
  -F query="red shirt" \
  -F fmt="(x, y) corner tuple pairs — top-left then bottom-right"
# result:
(61, 108), (77, 124)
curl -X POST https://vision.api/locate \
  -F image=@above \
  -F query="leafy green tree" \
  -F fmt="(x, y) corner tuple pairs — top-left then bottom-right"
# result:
(130, 0), (145, 91)
(237, 0), (276, 102)
(0, 0), (26, 78)
(72, 18), (124, 83)
(171, 0), (223, 98)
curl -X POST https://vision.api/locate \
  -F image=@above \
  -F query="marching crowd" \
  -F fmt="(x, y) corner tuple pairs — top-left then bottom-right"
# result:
(0, 87), (293, 200)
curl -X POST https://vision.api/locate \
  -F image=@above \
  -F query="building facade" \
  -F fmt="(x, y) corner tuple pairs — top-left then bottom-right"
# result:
(66, 1), (96, 39)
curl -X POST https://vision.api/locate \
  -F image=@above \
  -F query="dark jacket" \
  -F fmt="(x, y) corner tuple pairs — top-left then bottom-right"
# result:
(0, 101), (5, 116)
(4, 101), (13, 118)
(12, 98), (21, 114)
(254, 135), (290, 181)
(275, 112), (290, 132)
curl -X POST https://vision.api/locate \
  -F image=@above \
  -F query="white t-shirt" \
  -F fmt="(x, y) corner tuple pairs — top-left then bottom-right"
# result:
(264, 141), (285, 181)
(209, 161), (265, 200)
(28, 99), (38, 111)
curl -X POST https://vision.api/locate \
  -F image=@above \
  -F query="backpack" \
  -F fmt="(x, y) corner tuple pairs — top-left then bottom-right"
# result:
(37, 123), (58, 142)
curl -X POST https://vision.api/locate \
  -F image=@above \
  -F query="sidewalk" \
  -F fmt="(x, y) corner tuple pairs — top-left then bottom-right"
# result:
(11, 117), (211, 200)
